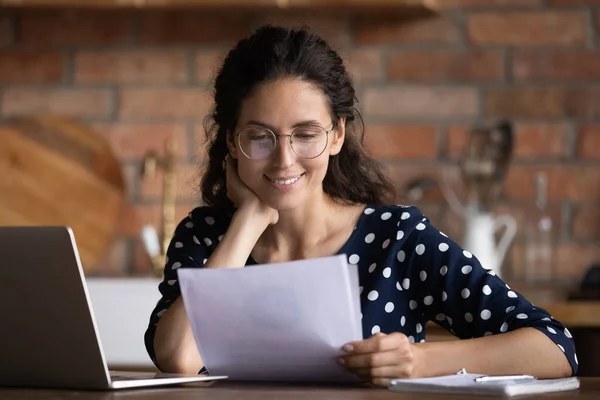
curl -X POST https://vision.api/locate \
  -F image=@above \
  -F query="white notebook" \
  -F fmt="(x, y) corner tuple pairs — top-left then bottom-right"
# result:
(389, 374), (580, 397)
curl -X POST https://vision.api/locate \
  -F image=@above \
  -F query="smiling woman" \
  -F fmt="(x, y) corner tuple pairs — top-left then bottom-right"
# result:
(144, 25), (577, 387)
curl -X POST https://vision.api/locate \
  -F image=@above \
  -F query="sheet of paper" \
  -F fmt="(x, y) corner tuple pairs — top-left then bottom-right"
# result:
(177, 254), (363, 382)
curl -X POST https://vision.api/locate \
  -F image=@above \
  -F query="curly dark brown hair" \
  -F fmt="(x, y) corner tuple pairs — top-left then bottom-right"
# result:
(201, 25), (395, 210)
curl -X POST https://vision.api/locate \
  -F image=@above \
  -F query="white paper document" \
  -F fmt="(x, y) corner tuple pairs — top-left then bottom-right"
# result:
(177, 254), (363, 382)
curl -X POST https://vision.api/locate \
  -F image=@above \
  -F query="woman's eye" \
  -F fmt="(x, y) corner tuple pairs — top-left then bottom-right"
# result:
(250, 135), (269, 140)
(295, 133), (317, 139)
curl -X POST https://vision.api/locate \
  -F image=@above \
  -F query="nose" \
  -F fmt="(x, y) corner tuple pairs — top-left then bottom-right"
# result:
(271, 135), (295, 169)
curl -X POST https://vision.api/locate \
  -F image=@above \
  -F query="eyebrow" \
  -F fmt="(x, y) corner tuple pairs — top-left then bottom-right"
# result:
(244, 120), (324, 131)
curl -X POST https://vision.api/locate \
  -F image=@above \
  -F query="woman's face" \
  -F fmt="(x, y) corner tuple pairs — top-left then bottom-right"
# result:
(227, 78), (345, 211)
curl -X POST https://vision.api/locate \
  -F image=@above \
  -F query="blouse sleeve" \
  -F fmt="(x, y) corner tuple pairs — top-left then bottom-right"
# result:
(398, 210), (578, 376)
(143, 208), (213, 370)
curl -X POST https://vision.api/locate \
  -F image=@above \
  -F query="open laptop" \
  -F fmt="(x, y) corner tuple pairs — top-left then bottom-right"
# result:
(0, 226), (227, 390)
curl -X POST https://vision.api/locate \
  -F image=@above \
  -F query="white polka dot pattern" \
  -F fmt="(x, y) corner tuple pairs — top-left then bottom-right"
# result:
(367, 290), (379, 301)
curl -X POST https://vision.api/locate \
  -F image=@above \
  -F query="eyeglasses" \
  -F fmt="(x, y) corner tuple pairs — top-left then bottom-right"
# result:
(236, 124), (334, 160)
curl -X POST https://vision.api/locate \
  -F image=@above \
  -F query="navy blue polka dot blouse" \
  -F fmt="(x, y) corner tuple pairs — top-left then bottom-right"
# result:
(145, 204), (578, 375)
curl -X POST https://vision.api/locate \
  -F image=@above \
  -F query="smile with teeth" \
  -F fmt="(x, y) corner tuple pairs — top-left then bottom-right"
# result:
(267, 174), (304, 185)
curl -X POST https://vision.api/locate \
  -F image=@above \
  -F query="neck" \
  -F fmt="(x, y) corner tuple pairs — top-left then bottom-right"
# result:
(256, 192), (349, 262)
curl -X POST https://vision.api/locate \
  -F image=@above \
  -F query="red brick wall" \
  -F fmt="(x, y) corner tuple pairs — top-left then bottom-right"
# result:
(1, 2), (599, 283)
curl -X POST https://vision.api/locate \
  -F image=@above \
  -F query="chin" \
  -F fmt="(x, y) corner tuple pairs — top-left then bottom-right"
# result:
(260, 193), (305, 212)
(265, 198), (302, 212)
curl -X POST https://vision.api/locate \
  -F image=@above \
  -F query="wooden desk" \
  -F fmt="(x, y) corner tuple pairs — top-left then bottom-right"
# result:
(1, 379), (600, 400)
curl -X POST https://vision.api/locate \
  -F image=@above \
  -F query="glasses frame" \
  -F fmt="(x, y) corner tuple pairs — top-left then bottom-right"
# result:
(235, 123), (335, 160)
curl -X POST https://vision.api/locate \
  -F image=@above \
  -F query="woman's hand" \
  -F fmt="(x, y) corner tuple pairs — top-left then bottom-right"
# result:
(225, 155), (278, 225)
(339, 332), (422, 387)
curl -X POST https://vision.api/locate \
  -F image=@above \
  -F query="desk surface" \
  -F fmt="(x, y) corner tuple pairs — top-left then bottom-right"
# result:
(2, 379), (600, 400)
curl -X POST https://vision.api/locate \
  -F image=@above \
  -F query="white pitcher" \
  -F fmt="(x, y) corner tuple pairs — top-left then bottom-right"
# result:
(462, 211), (517, 278)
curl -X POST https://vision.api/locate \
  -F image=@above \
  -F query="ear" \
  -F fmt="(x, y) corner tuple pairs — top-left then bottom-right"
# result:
(329, 117), (346, 156)
(225, 131), (239, 159)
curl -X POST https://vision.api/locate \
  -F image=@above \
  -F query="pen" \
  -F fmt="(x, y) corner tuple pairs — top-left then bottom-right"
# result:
(475, 375), (536, 383)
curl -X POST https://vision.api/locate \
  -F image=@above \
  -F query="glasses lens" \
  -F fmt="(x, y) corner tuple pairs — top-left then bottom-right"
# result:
(291, 126), (328, 158)
(238, 127), (276, 159)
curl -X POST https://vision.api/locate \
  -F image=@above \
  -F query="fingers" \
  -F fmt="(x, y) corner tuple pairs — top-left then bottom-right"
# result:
(342, 349), (399, 369)
(344, 332), (408, 354)
(340, 332), (416, 385)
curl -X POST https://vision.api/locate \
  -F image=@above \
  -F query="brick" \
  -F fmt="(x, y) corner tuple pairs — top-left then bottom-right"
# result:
(387, 50), (503, 83)
(0, 14), (13, 46)
(194, 49), (227, 84)
(468, 11), (587, 46)
(514, 51), (600, 81)
(19, 10), (134, 46)
(445, 125), (470, 159)
(354, 15), (458, 45)
(364, 124), (437, 159)
(573, 204), (600, 239)
(445, 123), (567, 160)
(254, 12), (351, 49)
(556, 243), (600, 281)
(119, 89), (212, 119)
(591, 14), (600, 47)
(440, 0), (541, 6)
(384, 162), (446, 202)
(2, 88), (110, 118)
(0, 51), (64, 84)
(550, 0), (600, 4)
(91, 123), (189, 160)
(577, 125), (600, 160)
(504, 165), (600, 201)
(139, 11), (252, 45)
(514, 123), (570, 159)
(364, 87), (478, 119)
(344, 49), (383, 84)
(484, 88), (600, 118)
(193, 123), (212, 157)
(75, 50), (187, 84)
